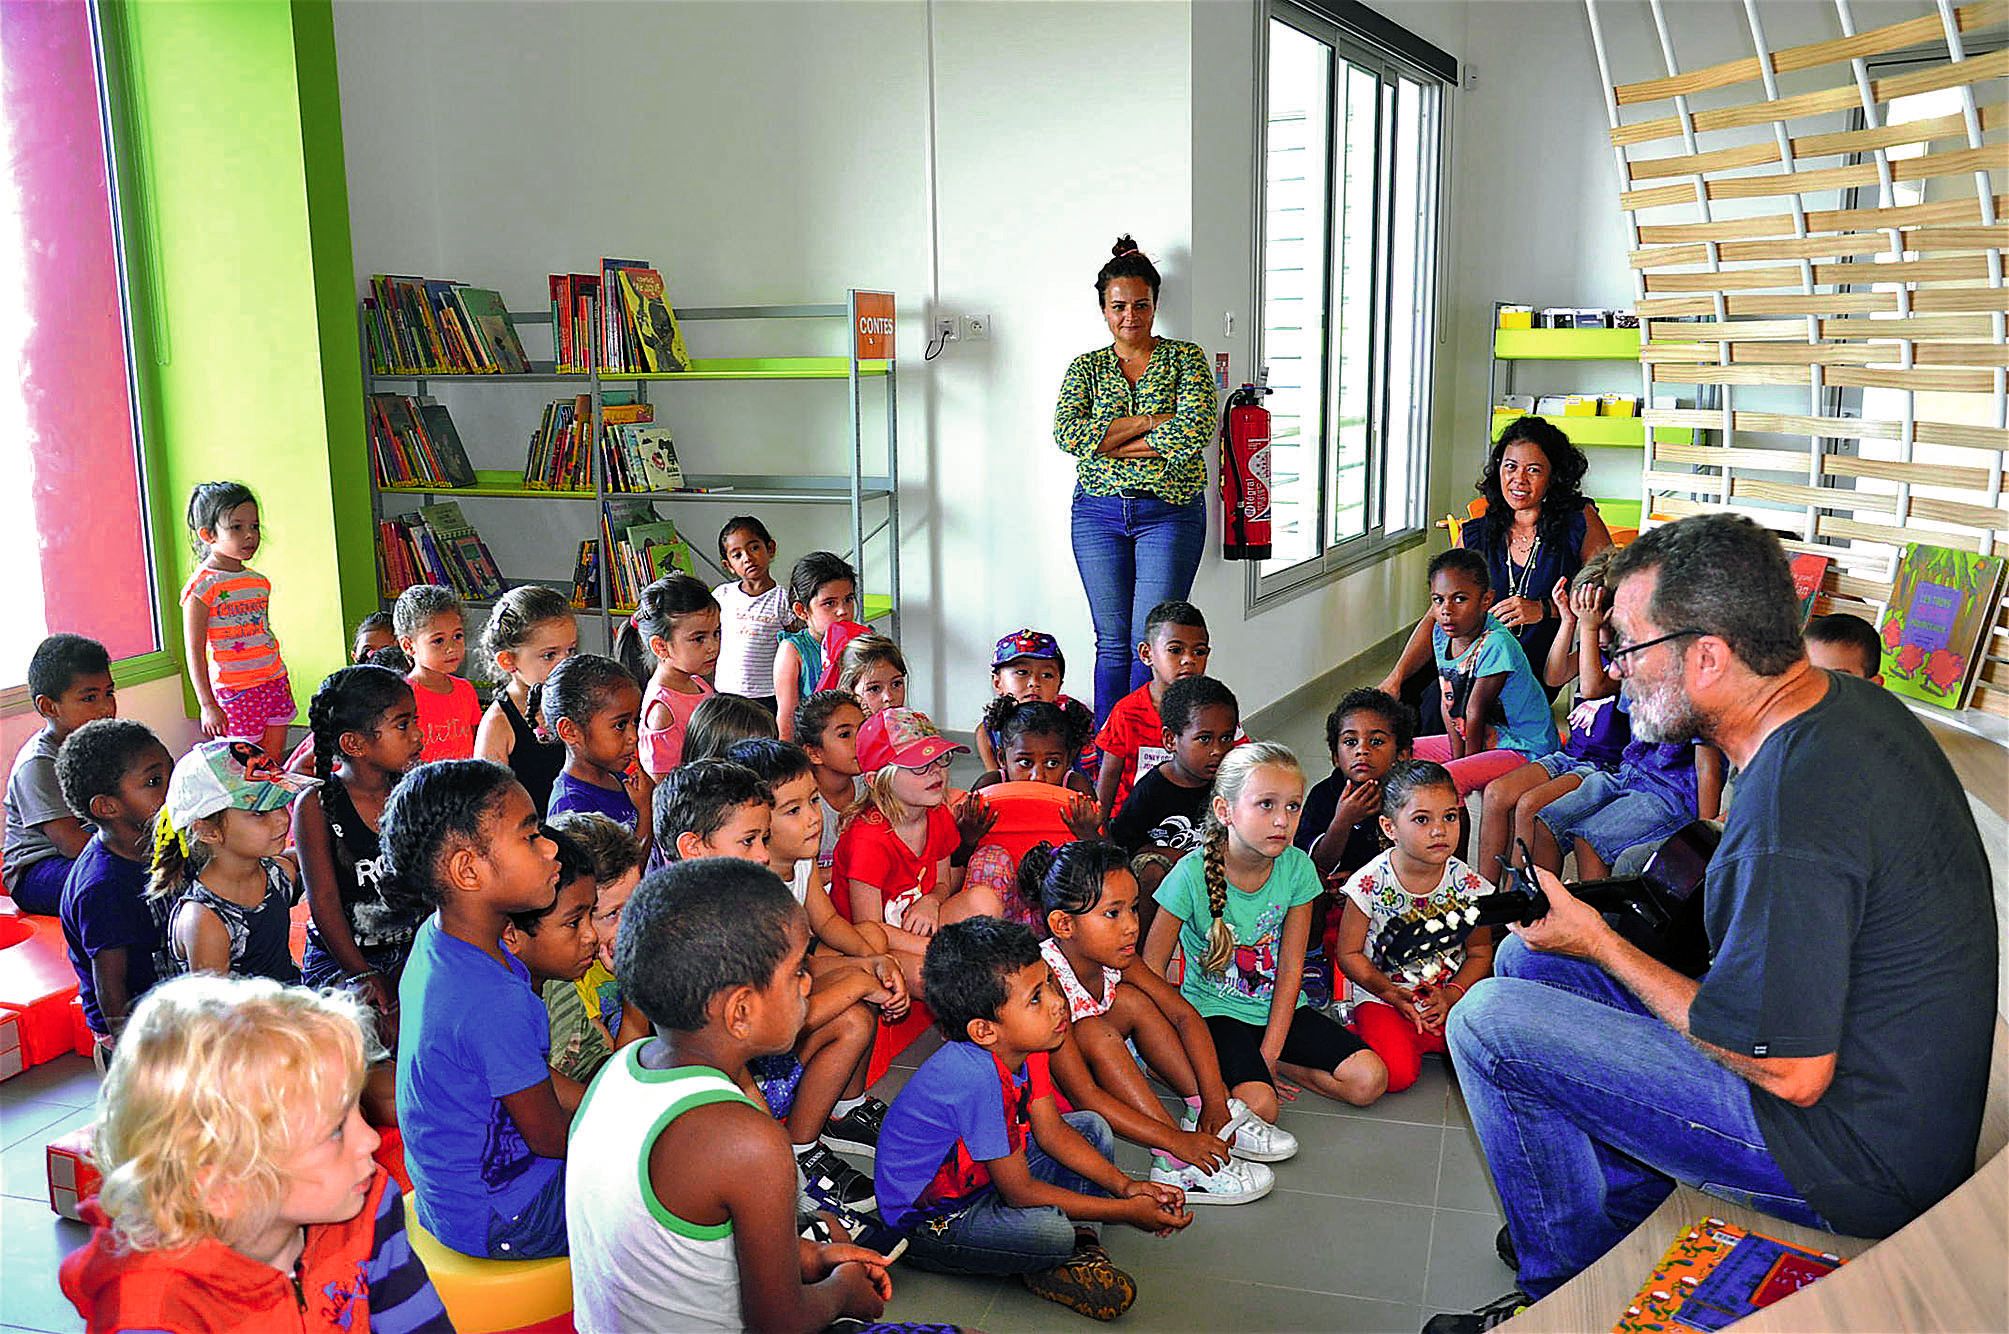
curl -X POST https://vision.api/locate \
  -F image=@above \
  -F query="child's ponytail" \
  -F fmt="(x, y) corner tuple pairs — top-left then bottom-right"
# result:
(1020, 839), (1129, 935)
(614, 574), (718, 682)
(146, 809), (209, 906)
(184, 480), (256, 559)
(479, 584), (575, 680)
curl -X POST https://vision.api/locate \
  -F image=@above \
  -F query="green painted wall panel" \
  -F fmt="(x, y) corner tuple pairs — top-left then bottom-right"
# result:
(117, 0), (365, 724)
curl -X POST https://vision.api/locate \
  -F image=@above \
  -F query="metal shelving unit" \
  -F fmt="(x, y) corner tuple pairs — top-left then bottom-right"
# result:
(364, 293), (900, 649)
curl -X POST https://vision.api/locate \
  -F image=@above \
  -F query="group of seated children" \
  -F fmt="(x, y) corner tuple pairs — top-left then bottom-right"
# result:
(11, 479), (1897, 1328)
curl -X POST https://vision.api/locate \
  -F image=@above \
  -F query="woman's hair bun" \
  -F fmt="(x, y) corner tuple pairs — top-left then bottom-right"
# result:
(1111, 234), (1140, 258)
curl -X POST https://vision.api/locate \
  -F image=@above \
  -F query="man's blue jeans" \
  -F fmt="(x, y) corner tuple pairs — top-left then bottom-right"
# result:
(1070, 490), (1207, 726)
(1447, 937), (1829, 1299)
(900, 1110), (1115, 1276)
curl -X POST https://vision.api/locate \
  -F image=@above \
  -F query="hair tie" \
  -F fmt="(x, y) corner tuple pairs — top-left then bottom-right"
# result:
(1116, 248), (1141, 258)
(151, 815), (188, 862)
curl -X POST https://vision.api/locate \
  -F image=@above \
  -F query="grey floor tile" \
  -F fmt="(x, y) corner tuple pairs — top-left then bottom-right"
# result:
(0, 1195), (87, 1333)
(1424, 1207), (1520, 1314)
(0, 1106), (91, 1203)
(1446, 1061), (1472, 1129)
(1277, 1055), (1450, 1129)
(1106, 1185), (1435, 1306)
(984, 1265), (1421, 1333)
(879, 1263), (1000, 1329)
(1436, 1121), (1503, 1216)
(1267, 1115), (1446, 1209)
(0, 1103), (80, 1153)
(0, 1061), (99, 1111)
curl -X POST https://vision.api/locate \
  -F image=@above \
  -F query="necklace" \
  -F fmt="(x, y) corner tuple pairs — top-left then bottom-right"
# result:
(1505, 529), (1542, 601)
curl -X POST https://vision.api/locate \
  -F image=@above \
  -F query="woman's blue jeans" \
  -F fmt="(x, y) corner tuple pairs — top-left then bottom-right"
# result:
(1447, 936), (1828, 1300)
(1070, 489), (1207, 726)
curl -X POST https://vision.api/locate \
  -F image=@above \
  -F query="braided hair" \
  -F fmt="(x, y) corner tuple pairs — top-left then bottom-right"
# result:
(1195, 741), (1304, 978)
(1018, 839), (1130, 937)
(306, 665), (415, 816)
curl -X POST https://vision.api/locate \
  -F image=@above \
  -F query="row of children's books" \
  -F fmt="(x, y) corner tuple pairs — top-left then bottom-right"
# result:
(375, 502), (506, 601)
(571, 502), (698, 610)
(364, 276), (532, 376)
(549, 259), (693, 375)
(366, 394), (479, 489)
(523, 396), (689, 493)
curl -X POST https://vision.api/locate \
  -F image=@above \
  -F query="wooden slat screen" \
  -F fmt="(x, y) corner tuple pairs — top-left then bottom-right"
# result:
(1584, 0), (2008, 719)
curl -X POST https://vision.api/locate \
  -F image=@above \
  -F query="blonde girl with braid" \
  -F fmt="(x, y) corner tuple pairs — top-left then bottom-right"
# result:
(291, 666), (426, 1122)
(1143, 742), (1388, 1140)
(473, 584), (579, 815)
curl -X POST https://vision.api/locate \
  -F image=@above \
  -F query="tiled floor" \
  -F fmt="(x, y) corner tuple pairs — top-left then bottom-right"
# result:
(0, 666), (1520, 1334)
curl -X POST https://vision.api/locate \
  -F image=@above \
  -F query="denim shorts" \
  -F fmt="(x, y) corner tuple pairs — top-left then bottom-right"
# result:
(1533, 750), (1602, 782)
(1536, 769), (1689, 864)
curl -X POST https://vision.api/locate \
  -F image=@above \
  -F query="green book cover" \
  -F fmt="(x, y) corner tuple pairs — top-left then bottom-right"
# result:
(1877, 542), (2007, 711)
(453, 286), (531, 374)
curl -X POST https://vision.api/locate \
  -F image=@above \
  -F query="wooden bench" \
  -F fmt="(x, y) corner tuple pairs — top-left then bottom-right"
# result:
(1502, 1019), (2009, 1331)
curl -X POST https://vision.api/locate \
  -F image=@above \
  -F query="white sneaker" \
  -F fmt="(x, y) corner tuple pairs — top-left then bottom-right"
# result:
(1182, 1097), (1299, 1163)
(1149, 1154), (1275, 1205)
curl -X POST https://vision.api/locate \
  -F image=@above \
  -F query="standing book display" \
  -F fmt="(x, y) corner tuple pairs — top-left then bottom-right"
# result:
(1877, 543), (2008, 712)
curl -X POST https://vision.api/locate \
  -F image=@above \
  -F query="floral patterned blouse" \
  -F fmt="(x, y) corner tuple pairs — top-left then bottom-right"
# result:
(1052, 338), (1218, 506)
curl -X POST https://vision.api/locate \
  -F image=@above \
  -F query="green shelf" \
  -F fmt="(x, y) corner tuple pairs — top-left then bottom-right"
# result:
(1493, 328), (1642, 361)
(599, 357), (889, 381)
(1595, 497), (1644, 530)
(381, 468), (590, 499)
(1490, 410), (1693, 449)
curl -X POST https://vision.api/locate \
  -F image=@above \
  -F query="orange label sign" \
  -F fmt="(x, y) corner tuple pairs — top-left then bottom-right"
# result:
(854, 291), (895, 360)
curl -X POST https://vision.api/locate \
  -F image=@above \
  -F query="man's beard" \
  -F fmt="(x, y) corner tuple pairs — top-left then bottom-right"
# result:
(1624, 663), (1707, 744)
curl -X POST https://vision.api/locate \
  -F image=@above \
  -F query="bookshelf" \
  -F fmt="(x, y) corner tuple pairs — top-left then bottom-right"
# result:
(363, 293), (901, 652)
(1486, 300), (1689, 538)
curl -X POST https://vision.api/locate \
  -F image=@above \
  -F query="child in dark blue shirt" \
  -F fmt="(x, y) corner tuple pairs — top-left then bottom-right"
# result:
(385, 759), (575, 1259)
(54, 720), (172, 1050)
(543, 655), (654, 862)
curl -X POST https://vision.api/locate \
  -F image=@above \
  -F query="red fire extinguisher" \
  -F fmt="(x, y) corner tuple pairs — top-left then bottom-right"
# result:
(1220, 378), (1273, 561)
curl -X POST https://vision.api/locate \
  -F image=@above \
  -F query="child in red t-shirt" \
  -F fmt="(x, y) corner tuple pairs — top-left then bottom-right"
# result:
(830, 707), (1004, 997)
(1094, 600), (1212, 823)
(396, 585), (480, 763)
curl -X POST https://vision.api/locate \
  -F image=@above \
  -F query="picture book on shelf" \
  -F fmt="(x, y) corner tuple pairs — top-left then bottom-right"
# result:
(366, 394), (476, 489)
(366, 274), (531, 376)
(616, 267), (692, 373)
(1877, 542), (2006, 711)
(453, 287), (531, 374)
(1614, 1218), (1842, 1333)
(1788, 553), (1830, 627)
(376, 505), (505, 603)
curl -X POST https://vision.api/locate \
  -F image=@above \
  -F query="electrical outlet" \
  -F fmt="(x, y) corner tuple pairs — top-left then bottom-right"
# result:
(962, 313), (992, 342)
(934, 316), (957, 344)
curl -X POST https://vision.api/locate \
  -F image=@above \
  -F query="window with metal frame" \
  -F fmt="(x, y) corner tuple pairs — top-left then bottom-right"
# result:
(1, 0), (165, 696)
(1256, 0), (1449, 603)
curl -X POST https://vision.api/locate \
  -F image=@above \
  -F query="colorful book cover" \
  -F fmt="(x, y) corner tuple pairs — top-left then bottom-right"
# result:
(1788, 553), (1830, 627)
(1877, 542), (2007, 711)
(1614, 1218), (1842, 1333)
(616, 267), (692, 373)
(599, 259), (649, 371)
(453, 286), (531, 374)
(414, 403), (477, 487)
(625, 425), (686, 491)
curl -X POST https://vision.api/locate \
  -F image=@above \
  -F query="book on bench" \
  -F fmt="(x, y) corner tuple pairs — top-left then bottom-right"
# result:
(1613, 1217), (1843, 1333)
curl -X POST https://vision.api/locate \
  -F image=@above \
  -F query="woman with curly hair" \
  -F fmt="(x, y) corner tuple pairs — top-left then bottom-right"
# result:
(1381, 417), (1613, 718)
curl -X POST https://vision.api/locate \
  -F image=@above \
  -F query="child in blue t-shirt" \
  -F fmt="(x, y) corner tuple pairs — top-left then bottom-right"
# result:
(53, 720), (173, 1051)
(543, 654), (655, 861)
(385, 759), (575, 1259)
(1412, 549), (1560, 798)
(874, 917), (1189, 1320)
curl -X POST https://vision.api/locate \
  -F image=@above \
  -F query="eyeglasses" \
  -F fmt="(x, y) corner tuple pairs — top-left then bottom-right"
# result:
(1605, 627), (1704, 675)
(907, 754), (954, 775)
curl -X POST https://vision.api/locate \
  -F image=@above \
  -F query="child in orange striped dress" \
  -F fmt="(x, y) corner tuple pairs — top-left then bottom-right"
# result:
(181, 481), (294, 757)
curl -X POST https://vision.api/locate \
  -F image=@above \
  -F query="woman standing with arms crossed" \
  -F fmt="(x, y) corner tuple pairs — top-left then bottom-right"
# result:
(1055, 237), (1219, 728)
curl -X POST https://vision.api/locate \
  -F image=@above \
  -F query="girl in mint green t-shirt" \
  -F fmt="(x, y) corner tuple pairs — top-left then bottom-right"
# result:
(1145, 742), (1389, 1130)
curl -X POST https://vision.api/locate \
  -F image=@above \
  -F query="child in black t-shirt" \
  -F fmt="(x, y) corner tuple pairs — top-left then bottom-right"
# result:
(1110, 677), (1239, 937)
(1297, 689), (1415, 1004)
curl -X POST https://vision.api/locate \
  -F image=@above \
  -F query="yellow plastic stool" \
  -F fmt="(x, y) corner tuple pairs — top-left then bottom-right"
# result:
(402, 1195), (572, 1334)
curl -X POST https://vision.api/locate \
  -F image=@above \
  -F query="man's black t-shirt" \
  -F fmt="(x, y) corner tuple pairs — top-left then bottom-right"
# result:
(1110, 764), (1210, 855)
(1690, 672), (1997, 1237)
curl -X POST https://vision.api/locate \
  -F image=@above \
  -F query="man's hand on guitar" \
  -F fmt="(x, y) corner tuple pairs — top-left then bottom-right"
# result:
(1508, 866), (1617, 961)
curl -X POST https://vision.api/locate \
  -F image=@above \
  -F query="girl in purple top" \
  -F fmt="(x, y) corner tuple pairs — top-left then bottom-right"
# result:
(543, 655), (656, 860)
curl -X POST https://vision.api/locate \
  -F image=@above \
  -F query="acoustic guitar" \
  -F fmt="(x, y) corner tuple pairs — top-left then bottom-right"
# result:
(1377, 821), (1720, 979)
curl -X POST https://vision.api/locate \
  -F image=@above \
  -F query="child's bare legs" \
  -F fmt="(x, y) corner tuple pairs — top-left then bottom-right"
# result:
(1279, 1049), (1389, 1108)
(1573, 837), (1609, 879)
(940, 881), (1004, 925)
(1232, 1078), (1284, 1123)
(1516, 774), (1584, 872)
(1104, 984), (1201, 1099)
(1479, 762), (1549, 878)
(361, 1062), (397, 1127)
(874, 925), (931, 997)
(1072, 1012), (1176, 1127)
(786, 1001), (876, 1147)
(258, 722), (290, 762)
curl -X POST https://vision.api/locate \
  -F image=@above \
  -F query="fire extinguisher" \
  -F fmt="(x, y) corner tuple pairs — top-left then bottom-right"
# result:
(1220, 376), (1273, 561)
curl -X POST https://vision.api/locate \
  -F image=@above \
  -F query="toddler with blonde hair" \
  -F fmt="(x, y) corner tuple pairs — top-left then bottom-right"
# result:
(60, 973), (449, 1332)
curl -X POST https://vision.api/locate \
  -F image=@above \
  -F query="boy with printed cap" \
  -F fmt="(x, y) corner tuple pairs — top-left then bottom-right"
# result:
(977, 629), (1099, 778)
